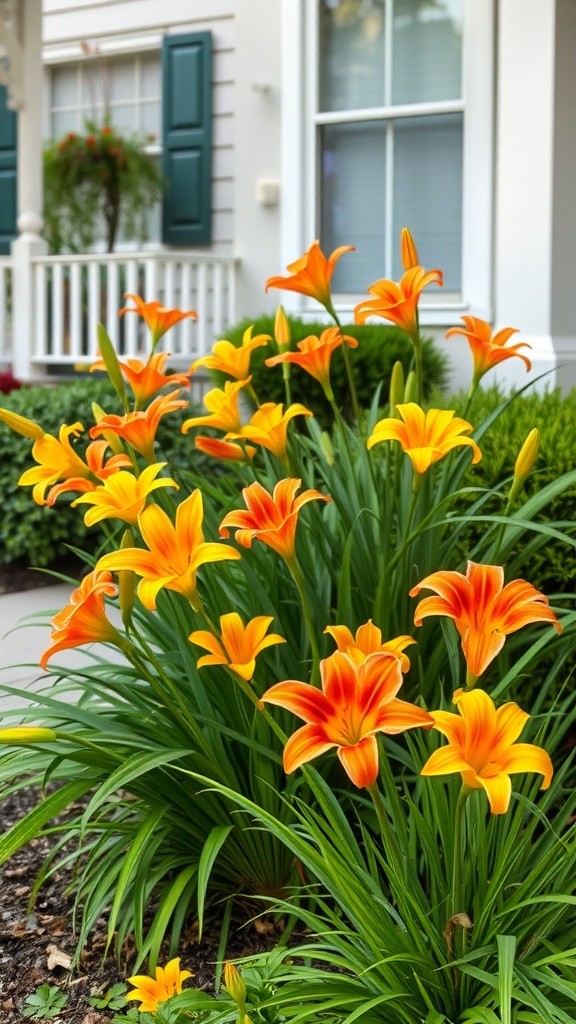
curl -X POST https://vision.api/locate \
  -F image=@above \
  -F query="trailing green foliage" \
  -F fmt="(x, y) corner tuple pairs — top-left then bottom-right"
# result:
(221, 314), (448, 423)
(0, 376), (195, 566)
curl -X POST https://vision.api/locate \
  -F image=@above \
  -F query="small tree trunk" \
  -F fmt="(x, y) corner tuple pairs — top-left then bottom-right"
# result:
(104, 174), (121, 252)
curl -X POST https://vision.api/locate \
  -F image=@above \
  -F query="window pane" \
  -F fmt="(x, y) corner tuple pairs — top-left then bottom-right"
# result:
(109, 103), (137, 132)
(81, 64), (105, 109)
(141, 56), (161, 98)
(392, 113), (463, 290)
(319, 0), (385, 112)
(141, 101), (161, 137)
(392, 0), (463, 105)
(321, 121), (386, 292)
(52, 109), (80, 137)
(52, 66), (78, 109)
(109, 60), (135, 102)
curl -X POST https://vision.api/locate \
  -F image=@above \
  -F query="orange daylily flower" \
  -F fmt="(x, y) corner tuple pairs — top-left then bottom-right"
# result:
(120, 293), (197, 347)
(324, 620), (415, 672)
(410, 560), (562, 679)
(219, 478), (330, 563)
(90, 391), (189, 463)
(126, 958), (193, 1014)
(181, 379), (250, 435)
(73, 463), (178, 527)
(262, 651), (433, 788)
(226, 402), (312, 464)
(367, 403), (481, 475)
(191, 325), (271, 379)
(265, 328), (358, 398)
(354, 266), (443, 339)
(97, 490), (241, 611)
(91, 351), (192, 405)
(40, 570), (123, 669)
(446, 316), (532, 384)
(265, 240), (355, 313)
(401, 228), (419, 271)
(195, 435), (257, 462)
(189, 612), (285, 681)
(421, 688), (553, 814)
(45, 440), (133, 505)
(17, 423), (130, 506)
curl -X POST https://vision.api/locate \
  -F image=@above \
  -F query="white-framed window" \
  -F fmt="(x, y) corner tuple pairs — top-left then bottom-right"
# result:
(281, 0), (494, 323)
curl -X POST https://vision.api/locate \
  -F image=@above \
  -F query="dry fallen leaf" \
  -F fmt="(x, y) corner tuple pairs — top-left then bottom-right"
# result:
(253, 917), (275, 935)
(46, 943), (72, 970)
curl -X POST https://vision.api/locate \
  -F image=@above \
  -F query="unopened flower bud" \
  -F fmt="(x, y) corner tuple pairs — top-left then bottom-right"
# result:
(320, 430), (335, 466)
(404, 370), (418, 404)
(0, 727), (56, 745)
(274, 305), (291, 353)
(389, 361), (405, 417)
(0, 408), (44, 440)
(223, 963), (246, 1010)
(401, 228), (419, 271)
(514, 428), (539, 481)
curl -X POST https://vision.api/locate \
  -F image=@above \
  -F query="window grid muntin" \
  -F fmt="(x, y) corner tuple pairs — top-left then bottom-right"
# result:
(50, 54), (161, 140)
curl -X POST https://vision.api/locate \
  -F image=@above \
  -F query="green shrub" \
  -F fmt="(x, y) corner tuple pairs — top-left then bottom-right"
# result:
(220, 315), (449, 422)
(0, 376), (196, 567)
(448, 385), (576, 595)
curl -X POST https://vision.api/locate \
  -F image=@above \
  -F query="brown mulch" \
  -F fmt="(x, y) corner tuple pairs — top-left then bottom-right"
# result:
(0, 558), (83, 596)
(0, 786), (283, 1023)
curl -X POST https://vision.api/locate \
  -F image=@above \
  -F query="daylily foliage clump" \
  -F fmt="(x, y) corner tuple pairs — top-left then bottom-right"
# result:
(0, 242), (575, 1024)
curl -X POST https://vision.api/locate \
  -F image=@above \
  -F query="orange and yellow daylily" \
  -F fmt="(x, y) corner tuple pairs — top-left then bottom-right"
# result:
(410, 560), (562, 680)
(73, 463), (178, 527)
(126, 958), (193, 1014)
(44, 440), (132, 505)
(90, 391), (189, 463)
(265, 328), (358, 399)
(446, 315), (532, 385)
(421, 688), (553, 814)
(324, 620), (415, 673)
(226, 402), (312, 465)
(195, 435), (256, 462)
(367, 403), (482, 475)
(265, 240), (355, 314)
(181, 379), (250, 435)
(91, 351), (192, 406)
(120, 293), (197, 347)
(262, 651), (433, 788)
(40, 570), (124, 669)
(189, 612), (285, 681)
(18, 424), (130, 506)
(354, 266), (443, 339)
(97, 490), (241, 611)
(191, 325), (271, 379)
(219, 478), (330, 564)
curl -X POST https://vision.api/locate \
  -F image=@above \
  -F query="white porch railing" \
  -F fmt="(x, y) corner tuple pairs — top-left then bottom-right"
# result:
(1, 250), (236, 384)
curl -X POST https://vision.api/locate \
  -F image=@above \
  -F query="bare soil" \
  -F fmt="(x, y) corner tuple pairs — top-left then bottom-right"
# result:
(0, 558), (82, 596)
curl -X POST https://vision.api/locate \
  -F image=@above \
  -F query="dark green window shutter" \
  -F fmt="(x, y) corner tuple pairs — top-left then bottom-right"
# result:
(162, 32), (212, 246)
(0, 85), (17, 255)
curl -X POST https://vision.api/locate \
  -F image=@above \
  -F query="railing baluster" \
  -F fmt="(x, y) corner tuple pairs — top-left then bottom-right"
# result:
(226, 261), (236, 329)
(125, 260), (139, 355)
(213, 261), (223, 338)
(179, 260), (192, 357)
(107, 261), (119, 348)
(88, 260), (100, 358)
(34, 263), (46, 360)
(196, 262), (207, 356)
(52, 262), (64, 358)
(69, 261), (82, 360)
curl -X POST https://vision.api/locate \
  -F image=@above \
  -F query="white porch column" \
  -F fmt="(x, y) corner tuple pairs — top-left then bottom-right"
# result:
(8, 0), (47, 381)
(494, 0), (576, 393)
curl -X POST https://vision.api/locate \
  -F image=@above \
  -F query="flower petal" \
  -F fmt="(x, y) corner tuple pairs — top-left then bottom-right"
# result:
(337, 735), (379, 788)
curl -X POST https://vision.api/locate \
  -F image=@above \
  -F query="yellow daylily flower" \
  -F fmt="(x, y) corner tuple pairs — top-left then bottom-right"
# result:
(73, 463), (178, 527)
(190, 612), (285, 681)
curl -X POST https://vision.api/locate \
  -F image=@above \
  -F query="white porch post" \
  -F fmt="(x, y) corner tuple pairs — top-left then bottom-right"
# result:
(7, 0), (47, 382)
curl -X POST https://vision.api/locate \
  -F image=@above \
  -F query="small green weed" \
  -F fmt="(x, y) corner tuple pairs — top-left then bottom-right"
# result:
(21, 984), (68, 1020)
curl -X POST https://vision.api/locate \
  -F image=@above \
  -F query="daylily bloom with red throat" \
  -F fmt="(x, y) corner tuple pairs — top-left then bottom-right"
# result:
(90, 391), (189, 463)
(226, 401), (312, 465)
(219, 478), (330, 564)
(265, 240), (355, 314)
(91, 351), (192, 406)
(40, 570), (124, 669)
(354, 266), (443, 340)
(126, 958), (193, 1014)
(195, 435), (256, 463)
(97, 490), (241, 611)
(262, 651), (433, 788)
(265, 328), (358, 399)
(72, 463), (178, 527)
(446, 315), (532, 384)
(410, 561), (562, 680)
(191, 325), (271, 380)
(421, 688), (553, 814)
(190, 612), (285, 681)
(324, 620), (415, 672)
(367, 404), (481, 476)
(181, 379), (250, 435)
(120, 293), (197, 348)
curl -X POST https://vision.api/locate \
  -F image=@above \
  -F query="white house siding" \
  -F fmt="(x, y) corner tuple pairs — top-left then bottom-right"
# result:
(42, 0), (236, 259)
